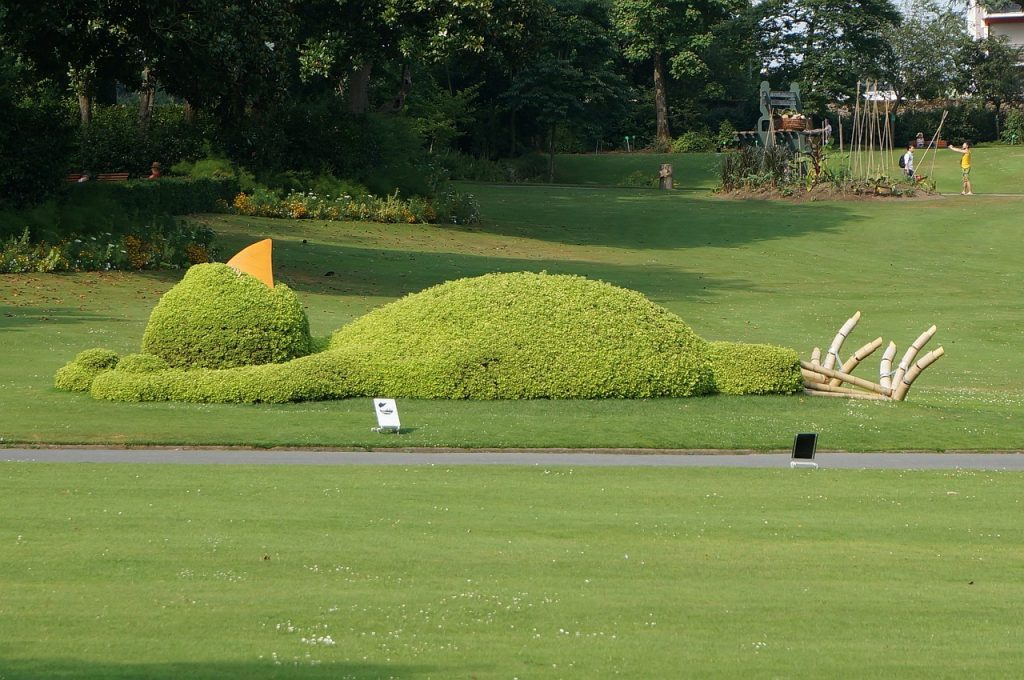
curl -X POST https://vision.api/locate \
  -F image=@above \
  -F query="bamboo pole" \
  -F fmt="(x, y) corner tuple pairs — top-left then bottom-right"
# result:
(804, 387), (890, 401)
(891, 325), (937, 389)
(838, 111), (844, 153)
(811, 347), (822, 367)
(799, 360), (892, 397)
(823, 311), (861, 371)
(879, 341), (897, 391)
(802, 368), (827, 384)
(893, 347), (946, 401)
(917, 110), (948, 180)
(830, 337), (883, 387)
(850, 82), (862, 177)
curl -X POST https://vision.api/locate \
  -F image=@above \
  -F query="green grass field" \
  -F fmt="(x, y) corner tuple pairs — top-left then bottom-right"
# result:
(3, 463), (1023, 679)
(2, 160), (1023, 449)
(4, 151), (1024, 679)
(552, 144), (1024, 195)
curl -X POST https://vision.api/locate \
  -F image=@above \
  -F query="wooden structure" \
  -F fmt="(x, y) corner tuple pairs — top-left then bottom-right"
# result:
(731, 81), (813, 156)
(801, 312), (944, 401)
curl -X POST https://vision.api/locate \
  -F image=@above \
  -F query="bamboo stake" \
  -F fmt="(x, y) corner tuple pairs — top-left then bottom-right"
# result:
(811, 347), (822, 367)
(893, 347), (946, 401)
(799, 360), (892, 397)
(851, 81), (862, 177)
(879, 341), (897, 391)
(823, 311), (861, 371)
(804, 387), (890, 401)
(838, 111), (844, 153)
(917, 110), (948, 181)
(802, 368), (827, 384)
(891, 325), (937, 389)
(830, 337), (883, 387)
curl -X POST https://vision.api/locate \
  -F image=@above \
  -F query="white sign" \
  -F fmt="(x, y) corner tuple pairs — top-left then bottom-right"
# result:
(372, 398), (401, 433)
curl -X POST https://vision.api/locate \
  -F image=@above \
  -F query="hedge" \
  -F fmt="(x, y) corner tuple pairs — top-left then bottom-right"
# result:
(141, 263), (313, 369)
(708, 341), (803, 395)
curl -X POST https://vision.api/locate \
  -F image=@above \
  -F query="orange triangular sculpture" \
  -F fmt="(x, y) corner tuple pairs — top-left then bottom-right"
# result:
(226, 239), (274, 288)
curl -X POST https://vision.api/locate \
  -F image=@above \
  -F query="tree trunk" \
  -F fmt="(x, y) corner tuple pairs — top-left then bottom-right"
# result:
(78, 94), (93, 127)
(509, 107), (517, 156)
(653, 52), (671, 142)
(184, 100), (196, 124)
(378, 65), (412, 113)
(138, 67), (156, 133)
(348, 62), (373, 114)
(548, 123), (556, 183)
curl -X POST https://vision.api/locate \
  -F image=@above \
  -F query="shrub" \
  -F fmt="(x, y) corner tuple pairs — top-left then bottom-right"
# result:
(54, 348), (120, 392)
(78, 272), (718, 403)
(71, 104), (207, 176)
(141, 263), (313, 369)
(0, 218), (216, 273)
(327, 272), (715, 399)
(90, 352), (352, 404)
(671, 131), (715, 153)
(1001, 109), (1024, 145)
(708, 341), (802, 395)
(0, 58), (73, 208)
(115, 353), (170, 373)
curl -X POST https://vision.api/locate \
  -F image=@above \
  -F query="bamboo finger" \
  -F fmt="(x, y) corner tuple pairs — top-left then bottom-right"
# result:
(799, 360), (892, 397)
(893, 347), (945, 401)
(880, 341), (897, 391)
(892, 325), (936, 388)
(830, 336), (882, 387)
(823, 311), (861, 371)
(804, 388), (889, 401)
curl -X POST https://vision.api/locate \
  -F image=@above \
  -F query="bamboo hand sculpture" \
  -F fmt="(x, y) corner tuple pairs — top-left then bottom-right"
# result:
(800, 312), (944, 401)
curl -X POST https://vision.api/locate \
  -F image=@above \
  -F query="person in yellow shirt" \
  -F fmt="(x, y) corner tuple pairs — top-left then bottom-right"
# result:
(948, 142), (973, 195)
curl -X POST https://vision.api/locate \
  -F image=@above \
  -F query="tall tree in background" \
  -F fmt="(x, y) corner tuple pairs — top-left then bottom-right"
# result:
(967, 35), (1024, 133)
(756, 0), (901, 110)
(296, 0), (495, 114)
(884, 0), (974, 107)
(611, 0), (744, 142)
(503, 0), (628, 175)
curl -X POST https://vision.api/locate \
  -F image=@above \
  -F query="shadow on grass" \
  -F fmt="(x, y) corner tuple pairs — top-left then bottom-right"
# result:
(464, 186), (859, 250)
(0, 659), (437, 679)
(0, 305), (119, 331)
(272, 241), (755, 305)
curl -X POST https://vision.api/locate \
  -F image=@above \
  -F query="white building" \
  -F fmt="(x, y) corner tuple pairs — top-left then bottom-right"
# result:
(968, 1), (1024, 58)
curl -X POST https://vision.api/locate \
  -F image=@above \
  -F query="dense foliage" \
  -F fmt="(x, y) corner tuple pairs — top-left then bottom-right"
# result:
(325, 272), (716, 399)
(707, 341), (802, 395)
(140, 263), (313, 369)
(60, 271), (736, 402)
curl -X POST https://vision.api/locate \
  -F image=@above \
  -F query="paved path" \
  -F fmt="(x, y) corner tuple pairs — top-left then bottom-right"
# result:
(4, 449), (1024, 470)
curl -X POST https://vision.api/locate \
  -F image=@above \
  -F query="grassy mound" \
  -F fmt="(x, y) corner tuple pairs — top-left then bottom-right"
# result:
(327, 272), (715, 399)
(141, 263), (313, 369)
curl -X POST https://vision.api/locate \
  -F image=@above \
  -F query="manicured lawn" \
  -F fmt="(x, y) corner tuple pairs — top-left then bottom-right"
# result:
(2, 463), (1022, 679)
(2, 179), (1023, 450)
(550, 145), (1024, 195)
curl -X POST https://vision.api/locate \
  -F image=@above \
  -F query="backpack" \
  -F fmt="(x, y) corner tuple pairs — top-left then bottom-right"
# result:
(898, 154), (906, 169)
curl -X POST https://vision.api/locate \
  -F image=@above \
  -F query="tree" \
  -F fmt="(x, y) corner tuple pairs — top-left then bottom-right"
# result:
(967, 35), (1024, 132)
(502, 0), (628, 176)
(756, 0), (902, 110)
(296, 0), (496, 114)
(612, 0), (745, 142)
(885, 0), (974, 107)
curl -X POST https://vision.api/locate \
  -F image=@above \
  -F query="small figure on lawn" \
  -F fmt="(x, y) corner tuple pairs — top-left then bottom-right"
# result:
(901, 144), (914, 179)
(948, 143), (973, 195)
(147, 161), (162, 180)
(915, 132), (925, 148)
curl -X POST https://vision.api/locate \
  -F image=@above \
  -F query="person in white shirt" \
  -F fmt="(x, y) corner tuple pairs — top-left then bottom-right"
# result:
(902, 144), (914, 178)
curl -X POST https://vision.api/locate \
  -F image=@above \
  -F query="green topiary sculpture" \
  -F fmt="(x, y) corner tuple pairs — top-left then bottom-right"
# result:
(327, 272), (715, 399)
(140, 263), (312, 369)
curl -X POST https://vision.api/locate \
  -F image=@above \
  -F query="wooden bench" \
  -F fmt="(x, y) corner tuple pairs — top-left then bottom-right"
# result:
(97, 172), (130, 182)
